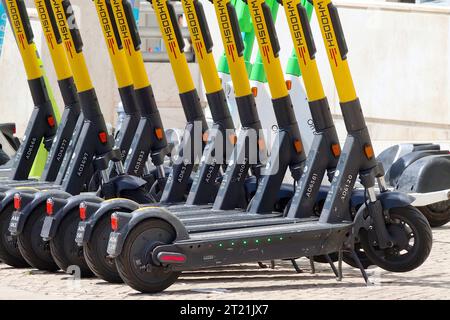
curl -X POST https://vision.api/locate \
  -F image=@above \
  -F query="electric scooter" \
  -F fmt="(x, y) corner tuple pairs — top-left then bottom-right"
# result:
(107, 0), (432, 293)
(72, 0), (270, 282)
(1, 0), (151, 270)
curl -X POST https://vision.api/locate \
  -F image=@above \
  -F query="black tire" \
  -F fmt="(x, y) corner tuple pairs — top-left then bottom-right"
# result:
(115, 219), (180, 293)
(17, 205), (59, 271)
(418, 200), (450, 228)
(0, 204), (29, 268)
(49, 210), (93, 277)
(84, 213), (122, 283)
(359, 205), (432, 272)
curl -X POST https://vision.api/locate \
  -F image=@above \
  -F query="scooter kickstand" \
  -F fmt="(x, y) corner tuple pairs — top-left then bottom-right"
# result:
(290, 259), (303, 274)
(258, 262), (268, 269)
(350, 250), (372, 286)
(308, 257), (316, 274)
(324, 254), (339, 278)
(337, 250), (343, 281)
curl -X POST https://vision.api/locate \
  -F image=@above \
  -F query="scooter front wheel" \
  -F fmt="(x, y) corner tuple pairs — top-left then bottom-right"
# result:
(359, 205), (432, 272)
(418, 200), (450, 228)
(84, 214), (122, 283)
(115, 219), (181, 293)
(49, 211), (94, 277)
(17, 206), (59, 271)
(0, 204), (29, 268)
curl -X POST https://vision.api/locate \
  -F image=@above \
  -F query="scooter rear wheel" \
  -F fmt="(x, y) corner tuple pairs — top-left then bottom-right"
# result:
(115, 219), (181, 293)
(418, 200), (450, 228)
(0, 204), (29, 268)
(50, 211), (94, 277)
(17, 205), (59, 271)
(84, 213), (122, 283)
(359, 205), (432, 272)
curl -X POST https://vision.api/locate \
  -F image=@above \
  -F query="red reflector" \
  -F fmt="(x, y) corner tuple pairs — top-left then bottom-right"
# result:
(47, 116), (55, 128)
(98, 131), (108, 144)
(12, 125), (16, 134)
(46, 198), (54, 216)
(111, 214), (118, 231)
(79, 203), (87, 221)
(158, 253), (186, 263)
(13, 194), (21, 210)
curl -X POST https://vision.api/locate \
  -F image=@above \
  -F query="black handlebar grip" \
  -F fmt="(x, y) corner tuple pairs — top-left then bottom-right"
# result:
(167, 1), (185, 52)
(61, 0), (83, 53)
(105, 0), (123, 49)
(226, 2), (244, 57)
(328, 3), (348, 59)
(123, 0), (142, 50)
(17, 0), (34, 44)
(261, 2), (280, 58)
(193, 0), (213, 53)
(44, 0), (62, 44)
(297, 3), (316, 59)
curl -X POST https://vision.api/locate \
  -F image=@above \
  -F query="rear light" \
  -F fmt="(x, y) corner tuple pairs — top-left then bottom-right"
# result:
(13, 193), (21, 210)
(79, 202), (87, 221)
(157, 252), (187, 264)
(111, 213), (118, 231)
(46, 198), (54, 216)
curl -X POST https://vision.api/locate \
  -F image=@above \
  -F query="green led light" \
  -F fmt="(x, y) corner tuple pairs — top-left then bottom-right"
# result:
(267, 238), (271, 242)
(219, 243), (223, 247)
(255, 239), (259, 244)
(279, 237), (283, 240)
(231, 242), (235, 246)
(243, 240), (247, 245)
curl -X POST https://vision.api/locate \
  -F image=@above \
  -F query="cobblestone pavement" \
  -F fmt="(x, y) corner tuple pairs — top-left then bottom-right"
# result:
(0, 225), (449, 300)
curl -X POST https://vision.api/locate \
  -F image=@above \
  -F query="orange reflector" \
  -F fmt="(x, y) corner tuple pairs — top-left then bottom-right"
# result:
(294, 139), (303, 153)
(98, 131), (108, 144)
(202, 132), (209, 143)
(331, 143), (341, 157)
(229, 134), (237, 145)
(13, 193), (21, 210)
(364, 144), (375, 160)
(111, 214), (118, 231)
(47, 116), (55, 128)
(46, 198), (54, 216)
(251, 87), (258, 97)
(286, 80), (292, 91)
(155, 128), (164, 140)
(258, 139), (265, 151)
(79, 203), (87, 221)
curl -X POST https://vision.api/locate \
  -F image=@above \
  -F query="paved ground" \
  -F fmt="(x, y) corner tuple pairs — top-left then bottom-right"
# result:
(0, 224), (449, 300)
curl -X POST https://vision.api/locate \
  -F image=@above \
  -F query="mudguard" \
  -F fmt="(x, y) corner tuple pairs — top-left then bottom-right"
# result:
(41, 193), (103, 240)
(10, 189), (72, 236)
(107, 207), (189, 257)
(107, 174), (148, 193)
(350, 189), (415, 211)
(388, 150), (448, 186)
(377, 143), (441, 177)
(395, 154), (450, 193)
(78, 198), (140, 245)
(353, 192), (416, 236)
